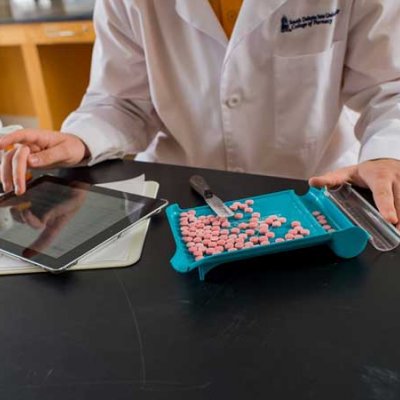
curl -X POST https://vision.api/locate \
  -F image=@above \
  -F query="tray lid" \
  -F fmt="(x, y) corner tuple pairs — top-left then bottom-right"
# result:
(325, 183), (400, 252)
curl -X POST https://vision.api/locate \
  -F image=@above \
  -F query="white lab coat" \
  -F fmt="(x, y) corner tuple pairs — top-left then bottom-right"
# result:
(63, 0), (400, 179)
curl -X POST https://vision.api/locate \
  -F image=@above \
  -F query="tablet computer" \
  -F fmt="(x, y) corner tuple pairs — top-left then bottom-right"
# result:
(0, 175), (168, 272)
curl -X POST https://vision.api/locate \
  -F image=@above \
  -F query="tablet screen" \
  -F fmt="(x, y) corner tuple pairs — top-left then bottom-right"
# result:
(0, 176), (167, 271)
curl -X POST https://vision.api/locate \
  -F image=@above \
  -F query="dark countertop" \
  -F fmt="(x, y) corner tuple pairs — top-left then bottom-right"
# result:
(0, 0), (94, 25)
(0, 160), (399, 400)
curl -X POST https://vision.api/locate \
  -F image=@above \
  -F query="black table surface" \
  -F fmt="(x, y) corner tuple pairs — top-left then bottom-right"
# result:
(0, 160), (399, 400)
(0, 0), (94, 25)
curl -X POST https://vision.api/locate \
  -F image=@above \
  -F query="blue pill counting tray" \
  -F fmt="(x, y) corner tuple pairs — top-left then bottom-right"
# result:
(166, 184), (400, 280)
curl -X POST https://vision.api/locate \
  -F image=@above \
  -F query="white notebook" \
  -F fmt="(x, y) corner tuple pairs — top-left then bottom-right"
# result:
(0, 175), (159, 275)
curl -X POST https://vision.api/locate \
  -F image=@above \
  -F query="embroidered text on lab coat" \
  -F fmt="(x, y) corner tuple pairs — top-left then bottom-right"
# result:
(281, 9), (340, 33)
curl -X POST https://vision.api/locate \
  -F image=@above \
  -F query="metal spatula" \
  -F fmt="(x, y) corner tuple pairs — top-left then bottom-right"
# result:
(189, 175), (234, 218)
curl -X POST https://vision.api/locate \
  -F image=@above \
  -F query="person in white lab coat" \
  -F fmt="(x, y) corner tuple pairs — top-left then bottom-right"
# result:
(1, 0), (400, 228)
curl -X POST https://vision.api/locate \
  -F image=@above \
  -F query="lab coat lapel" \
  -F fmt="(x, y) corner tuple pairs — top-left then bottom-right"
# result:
(228, 0), (287, 49)
(175, 0), (228, 48)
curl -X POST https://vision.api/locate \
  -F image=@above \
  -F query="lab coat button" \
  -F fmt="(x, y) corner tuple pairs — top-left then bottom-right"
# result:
(226, 95), (241, 108)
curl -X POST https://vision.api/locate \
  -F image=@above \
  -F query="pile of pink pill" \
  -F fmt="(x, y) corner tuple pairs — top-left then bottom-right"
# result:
(178, 199), (333, 262)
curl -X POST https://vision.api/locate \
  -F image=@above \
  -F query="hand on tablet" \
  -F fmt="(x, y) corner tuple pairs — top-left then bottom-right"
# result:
(0, 129), (90, 196)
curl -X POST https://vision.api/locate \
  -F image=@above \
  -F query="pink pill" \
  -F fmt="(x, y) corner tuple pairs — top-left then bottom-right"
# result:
(316, 215), (325, 221)
(215, 246), (224, 252)
(244, 207), (253, 213)
(180, 221), (189, 226)
(294, 234), (304, 239)
(228, 248), (238, 252)
(259, 227), (269, 234)
(230, 204), (239, 211)
(266, 232), (275, 238)
(208, 242), (217, 248)
(221, 221), (231, 228)
(312, 211), (321, 216)
(285, 233), (294, 240)
(188, 247), (196, 253)
(186, 241), (195, 247)
(265, 217), (274, 224)
(220, 235), (229, 240)
(206, 248), (215, 255)
(231, 227), (240, 234)
(238, 223), (248, 230)
(229, 234), (238, 240)
(245, 199), (255, 205)
(269, 215), (278, 220)
(250, 237), (259, 244)
(217, 239), (226, 246)
(244, 242), (254, 248)
(193, 251), (203, 257)
(235, 242), (244, 249)
(248, 222), (258, 229)
(275, 238), (285, 243)
(301, 229), (310, 236)
(245, 229), (255, 236)
(272, 221), (282, 227)
(239, 203), (247, 210)
(322, 225), (332, 230)
(291, 221), (301, 227)
(182, 236), (191, 243)
(239, 233), (248, 239)
(180, 212), (188, 217)
(251, 212), (261, 218)
(203, 239), (211, 246)
(220, 229), (229, 235)
(211, 236), (219, 242)
(195, 256), (204, 261)
(193, 237), (202, 243)
(234, 213), (244, 220)
(259, 239), (269, 245)
(225, 243), (234, 250)
(211, 226), (220, 232)
(279, 217), (287, 224)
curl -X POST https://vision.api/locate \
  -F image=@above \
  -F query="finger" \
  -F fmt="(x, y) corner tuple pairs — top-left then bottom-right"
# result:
(393, 183), (400, 230)
(0, 129), (58, 151)
(28, 144), (70, 168)
(308, 166), (356, 188)
(12, 145), (30, 195)
(0, 147), (17, 193)
(369, 179), (398, 224)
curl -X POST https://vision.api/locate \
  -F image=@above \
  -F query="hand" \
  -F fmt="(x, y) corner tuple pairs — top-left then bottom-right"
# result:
(0, 129), (89, 196)
(309, 159), (400, 229)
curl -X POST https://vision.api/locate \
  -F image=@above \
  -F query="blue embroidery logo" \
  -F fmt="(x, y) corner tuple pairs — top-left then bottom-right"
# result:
(281, 9), (340, 33)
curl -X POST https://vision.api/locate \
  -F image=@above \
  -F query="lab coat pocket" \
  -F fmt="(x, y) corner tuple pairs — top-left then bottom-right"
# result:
(273, 40), (346, 154)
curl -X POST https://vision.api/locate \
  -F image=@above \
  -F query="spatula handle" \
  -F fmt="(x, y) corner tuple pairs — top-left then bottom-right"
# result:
(189, 175), (213, 199)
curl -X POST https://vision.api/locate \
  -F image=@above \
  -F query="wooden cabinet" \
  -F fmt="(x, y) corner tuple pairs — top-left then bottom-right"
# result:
(0, 20), (95, 130)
